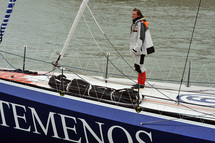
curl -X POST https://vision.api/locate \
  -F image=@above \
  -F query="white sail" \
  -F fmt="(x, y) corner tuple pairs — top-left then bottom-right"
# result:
(55, 0), (89, 65)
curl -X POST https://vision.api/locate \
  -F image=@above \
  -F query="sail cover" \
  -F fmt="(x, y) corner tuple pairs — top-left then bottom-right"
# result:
(48, 75), (140, 104)
(0, 0), (16, 43)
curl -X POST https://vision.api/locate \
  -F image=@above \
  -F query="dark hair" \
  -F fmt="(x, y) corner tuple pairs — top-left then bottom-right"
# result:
(133, 8), (143, 18)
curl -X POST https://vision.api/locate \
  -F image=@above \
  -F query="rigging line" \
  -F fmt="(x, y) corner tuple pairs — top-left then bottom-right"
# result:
(1, 48), (213, 116)
(0, 49), (52, 65)
(84, 2), (195, 106)
(82, 14), (140, 106)
(57, 61), (215, 114)
(144, 81), (215, 117)
(140, 106), (215, 125)
(140, 111), (215, 125)
(85, 3), (168, 89)
(144, 94), (215, 108)
(175, 99), (215, 118)
(1, 49), (213, 117)
(0, 52), (16, 69)
(41, 67), (56, 75)
(177, 102), (215, 117)
(0, 49), (55, 75)
(1, 46), (213, 85)
(85, 2), (153, 91)
(141, 118), (177, 125)
(85, 2), (135, 72)
(177, 0), (202, 101)
(84, 2), (207, 114)
(82, 14), (136, 84)
(85, 2), (174, 93)
(1, 51), (213, 116)
(1, 50), (214, 115)
(0, 48), (175, 82)
(83, 9), (184, 109)
(56, 67), (135, 105)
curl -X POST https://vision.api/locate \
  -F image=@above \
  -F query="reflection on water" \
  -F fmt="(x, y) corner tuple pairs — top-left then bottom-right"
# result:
(0, 0), (214, 86)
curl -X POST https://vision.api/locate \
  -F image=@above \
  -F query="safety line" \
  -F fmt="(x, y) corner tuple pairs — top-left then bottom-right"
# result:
(177, 0), (202, 102)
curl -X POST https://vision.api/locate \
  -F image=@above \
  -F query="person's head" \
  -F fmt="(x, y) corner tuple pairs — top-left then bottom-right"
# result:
(132, 8), (143, 20)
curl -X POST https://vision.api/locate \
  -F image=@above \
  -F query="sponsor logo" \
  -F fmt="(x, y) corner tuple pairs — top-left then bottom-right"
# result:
(0, 99), (153, 142)
(179, 94), (215, 107)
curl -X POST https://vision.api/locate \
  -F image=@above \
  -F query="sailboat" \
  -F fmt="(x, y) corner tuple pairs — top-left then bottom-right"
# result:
(0, 0), (214, 143)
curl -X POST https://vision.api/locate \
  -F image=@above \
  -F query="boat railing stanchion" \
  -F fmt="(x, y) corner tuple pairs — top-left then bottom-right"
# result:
(135, 84), (141, 113)
(105, 52), (110, 83)
(187, 61), (192, 87)
(22, 45), (27, 72)
(60, 67), (65, 96)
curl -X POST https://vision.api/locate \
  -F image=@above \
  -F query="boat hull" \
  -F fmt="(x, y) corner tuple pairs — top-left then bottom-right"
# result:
(0, 79), (214, 143)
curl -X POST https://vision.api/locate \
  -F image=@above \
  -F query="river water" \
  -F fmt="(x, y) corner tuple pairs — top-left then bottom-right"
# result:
(0, 0), (215, 87)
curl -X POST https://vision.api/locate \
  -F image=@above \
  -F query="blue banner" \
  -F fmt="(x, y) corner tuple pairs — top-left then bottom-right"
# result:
(0, 0), (16, 43)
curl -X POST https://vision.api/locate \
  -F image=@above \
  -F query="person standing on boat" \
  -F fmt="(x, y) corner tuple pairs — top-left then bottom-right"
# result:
(130, 8), (155, 88)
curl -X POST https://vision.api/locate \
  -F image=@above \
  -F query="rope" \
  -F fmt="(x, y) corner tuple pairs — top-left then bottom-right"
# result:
(56, 66), (136, 105)
(141, 111), (215, 125)
(84, 2), (177, 105)
(83, 1), (215, 117)
(0, 49), (52, 64)
(1, 48), (215, 117)
(1, 47), (213, 85)
(0, 52), (16, 69)
(82, 14), (137, 84)
(85, 3), (135, 74)
(82, 14), (140, 106)
(177, 0), (202, 102)
(1, 0), (213, 117)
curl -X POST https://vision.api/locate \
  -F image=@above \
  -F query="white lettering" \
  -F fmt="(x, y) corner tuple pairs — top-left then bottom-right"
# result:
(78, 118), (104, 143)
(10, 102), (31, 132)
(29, 107), (60, 139)
(59, 114), (81, 143)
(0, 100), (10, 127)
(108, 125), (133, 143)
(0, 99), (154, 143)
(136, 130), (153, 143)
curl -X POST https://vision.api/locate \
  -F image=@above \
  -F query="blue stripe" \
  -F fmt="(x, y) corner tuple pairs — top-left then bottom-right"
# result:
(3, 19), (9, 23)
(8, 4), (14, 8)
(6, 9), (13, 13)
(0, 0), (16, 43)
(4, 15), (11, 19)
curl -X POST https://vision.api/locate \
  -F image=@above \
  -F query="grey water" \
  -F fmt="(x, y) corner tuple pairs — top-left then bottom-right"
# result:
(0, 0), (215, 87)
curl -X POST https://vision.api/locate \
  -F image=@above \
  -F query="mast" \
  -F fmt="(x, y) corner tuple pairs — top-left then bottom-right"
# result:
(0, 0), (16, 44)
(54, 0), (89, 66)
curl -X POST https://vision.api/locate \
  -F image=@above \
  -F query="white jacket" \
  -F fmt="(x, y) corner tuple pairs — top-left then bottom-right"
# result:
(130, 17), (155, 56)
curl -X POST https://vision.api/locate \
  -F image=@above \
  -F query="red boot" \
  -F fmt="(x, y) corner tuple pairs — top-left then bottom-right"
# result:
(138, 71), (146, 86)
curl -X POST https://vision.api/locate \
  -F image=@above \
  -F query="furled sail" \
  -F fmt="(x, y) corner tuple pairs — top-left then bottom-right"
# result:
(0, 0), (16, 43)
(54, 0), (89, 66)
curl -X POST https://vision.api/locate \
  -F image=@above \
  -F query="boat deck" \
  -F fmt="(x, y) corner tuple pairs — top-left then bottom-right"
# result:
(0, 70), (214, 122)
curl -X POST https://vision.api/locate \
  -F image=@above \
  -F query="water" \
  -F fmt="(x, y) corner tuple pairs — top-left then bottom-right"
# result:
(0, 0), (215, 86)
